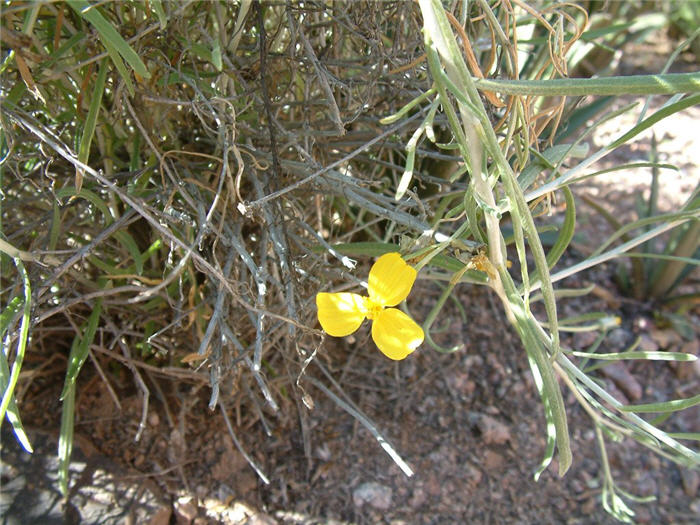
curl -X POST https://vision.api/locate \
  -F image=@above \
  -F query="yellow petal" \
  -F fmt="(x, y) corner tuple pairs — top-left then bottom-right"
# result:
(371, 308), (424, 360)
(367, 252), (417, 307)
(316, 292), (367, 337)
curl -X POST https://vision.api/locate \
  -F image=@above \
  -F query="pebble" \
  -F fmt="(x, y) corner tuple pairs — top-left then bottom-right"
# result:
(148, 412), (160, 426)
(572, 330), (599, 349)
(601, 361), (642, 400)
(409, 486), (427, 508)
(426, 473), (442, 497)
(635, 505), (652, 523)
(681, 469), (699, 498)
(477, 415), (511, 445)
(607, 327), (630, 348)
(637, 334), (658, 352)
(674, 339), (700, 380)
(581, 497), (596, 514)
(482, 450), (504, 470)
(175, 496), (198, 524)
(464, 463), (483, 487)
(148, 506), (172, 525)
(649, 328), (682, 349)
(352, 482), (393, 510)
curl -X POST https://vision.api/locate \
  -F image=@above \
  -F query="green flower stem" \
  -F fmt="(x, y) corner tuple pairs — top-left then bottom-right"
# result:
(421, 0), (561, 357)
(474, 72), (700, 96)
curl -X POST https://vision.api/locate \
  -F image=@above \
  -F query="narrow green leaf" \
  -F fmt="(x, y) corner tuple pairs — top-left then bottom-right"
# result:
(380, 87), (437, 125)
(324, 241), (398, 258)
(546, 186), (575, 269)
(620, 394), (700, 413)
(517, 144), (588, 191)
(609, 94), (700, 150)
(0, 296), (23, 337)
(88, 255), (127, 275)
(0, 345), (32, 452)
(474, 72), (700, 97)
(0, 259), (31, 424)
(45, 32), (86, 66)
(423, 281), (465, 353)
(573, 351), (697, 361)
(150, 0), (167, 30)
(623, 252), (700, 265)
(78, 58), (108, 165)
(113, 230), (144, 275)
(58, 341), (77, 496)
(56, 187), (113, 223)
(211, 40), (222, 72)
(60, 299), (102, 400)
(67, 0), (150, 79)
(49, 200), (61, 251)
(555, 96), (614, 143)
(667, 432), (700, 441)
(100, 33), (135, 97)
(591, 207), (698, 258)
(648, 217), (700, 298)
(191, 42), (213, 63)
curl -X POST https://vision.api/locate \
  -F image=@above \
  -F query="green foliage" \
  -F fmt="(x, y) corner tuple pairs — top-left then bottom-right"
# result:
(584, 134), (700, 304)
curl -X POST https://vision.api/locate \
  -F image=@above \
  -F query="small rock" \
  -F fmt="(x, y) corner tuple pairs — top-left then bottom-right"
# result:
(607, 327), (630, 349)
(245, 512), (278, 525)
(681, 469), (699, 498)
(445, 370), (473, 395)
(175, 497), (198, 524)
(674, 340), (700, 380)
(581, 497), (596, 514)
(409, 486), (427, 507)
(464, 463), (483, 487)
(482, 450), (504, 470)
(635, 472), (657, 497)
(638, 334), (658, 352)
(635, 505), (652, 523)
(195, 484), (208, 501)
(477, 415), (511, 445)
(605, 382), (630, 405)
(600, 362), (642, 400)
(148, 412), (160, 426)
(649, 328), (682, 349)
(426, 473), (441, 497)
(353, 482), (393, 510)
(572, 330), (599, 349)
(148, 507), (172, 525)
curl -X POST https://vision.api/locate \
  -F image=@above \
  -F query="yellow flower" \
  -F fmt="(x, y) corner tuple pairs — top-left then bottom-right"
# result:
(316, 252), (424, 360)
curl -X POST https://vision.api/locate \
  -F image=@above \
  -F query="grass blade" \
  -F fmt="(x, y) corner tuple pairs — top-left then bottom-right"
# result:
(150, 0), (167, 30)
(58, 338), (79, 496)
(620, 395), (700, 414)
(58, 298), (103, 495)
(546, 186), (576, 269)
(60, 299), (103, 400)
(474, 72), (700, 96)
(77, 58), (108, 190)
(67, 0), (150, 79)
(0, 259), (31, 425)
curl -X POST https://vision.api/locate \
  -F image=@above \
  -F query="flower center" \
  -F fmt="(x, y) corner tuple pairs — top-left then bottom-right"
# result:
(364, 298), (384, 320)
